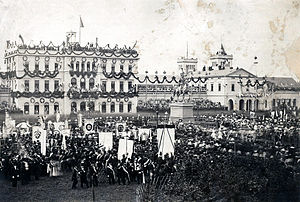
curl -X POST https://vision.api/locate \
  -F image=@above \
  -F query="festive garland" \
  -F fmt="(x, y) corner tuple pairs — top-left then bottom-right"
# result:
(67, 89), (138, 99)
(11, 90), (64, 98)
(69, 69), (97, 78)
(238, 78), (267, 87)
(102, 70), (208, 84)
(13, 42), (139, 58)
(0, 67), (59, 79)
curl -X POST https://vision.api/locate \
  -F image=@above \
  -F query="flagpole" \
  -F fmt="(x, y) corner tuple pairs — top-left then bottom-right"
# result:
(79, 25), (81, 45)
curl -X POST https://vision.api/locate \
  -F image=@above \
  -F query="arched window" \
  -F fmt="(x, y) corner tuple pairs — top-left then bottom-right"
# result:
(81, 62), (85, 72)
(71, 102), (77, 112)
(54, 102), (59, 113)
(111, 102), (115, 113)
(44, 102), (49, 115)
(92, 62), (96, 71)
(88, 101), (95, 111)
(80, 78), (86, 89)
(102, 102), (106, 113)
(76, 61), (80, 71)
(89, 78), (95, 90)
(24, 102), (29, 114)
(87, 62), (90, 72)
(71, 78), (77, 87)
(228, 99), (234, 111)
(34, 102), (39, 114)
(119, 101), (124, 113)
(128, 101), (132, 113)
(80, 102), (86, 111)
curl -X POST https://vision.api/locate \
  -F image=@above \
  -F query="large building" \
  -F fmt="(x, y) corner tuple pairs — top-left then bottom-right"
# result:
(1, 35), (300, 116)
(3, 33), (139, 116)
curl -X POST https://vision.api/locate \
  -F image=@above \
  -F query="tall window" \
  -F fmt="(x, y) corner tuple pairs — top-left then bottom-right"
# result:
(71, 102), (77, 112)
(128, 65), (132, 72)
(24, 80), (29, 91)
(119, 101), (124, 113)
(70, 62), (74, 70)
(76, 61), (80, 71)
(128, 101), (132, 113)
(111, 81), (115, 92)
(102, 102), (106, 113)
(120, 81), (124, 92)
(44, 80), (49, 91)
(44, 102), (49, 115)
(81, 62), (85, 71)
(111, 65), (115, 73)
(88, 102), (95, 111)
(24, 102), (29, 114)
(102, 64), (106, 72)
(110, 102), (115, 113)
(231, 84), (235, 91)
(54, 80), (59, 91)
(80, 102), (86, 111)
(54, 102), (59, 112)
(71, 78), (77, 87)
(293, 99), (297, 106)
(34, 103), (39, 114)
(35, 80), (39, 92)
(128, 81), (132, 91)
(89, 78), (95, 90)
(264, 100), (268, 108)
(92, 62), (96, 71)
(210, 84), (214, 92)
(80, 78), (86, 89)
(120, 65), (124, 71)
(218, 83), (221, 91)
(45, 63), (49, 71)
(102, 81), (107, 92)
(35, 63), (39, 71)
(54, 63), (59, 70)
(87, 62), (90, 72)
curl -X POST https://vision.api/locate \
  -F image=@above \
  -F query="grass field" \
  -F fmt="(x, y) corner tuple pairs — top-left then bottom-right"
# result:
(0, 173), (139, 202)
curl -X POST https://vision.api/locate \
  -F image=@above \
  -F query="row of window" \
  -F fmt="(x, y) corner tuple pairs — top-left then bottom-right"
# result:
(71, 78), (133, 91)
(24, 80), (60, 92)
(24, 102), (59, 115)
(24, 62), (59, 71)
(70, 62), (133, 72)
(210, 83), (235, 92)
(71, 101), (132, 113)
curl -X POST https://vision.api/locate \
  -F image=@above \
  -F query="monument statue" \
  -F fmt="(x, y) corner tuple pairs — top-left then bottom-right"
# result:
(171, 72), (191, 103)
(169, 71), (194, 123)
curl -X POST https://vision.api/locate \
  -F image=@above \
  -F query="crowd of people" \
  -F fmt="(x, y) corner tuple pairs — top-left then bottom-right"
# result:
(0, 113), (299, 201)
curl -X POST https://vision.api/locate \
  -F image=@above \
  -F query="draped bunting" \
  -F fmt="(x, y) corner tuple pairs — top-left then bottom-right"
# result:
(11, 90), (65, 98)
(0, 68), (59, 79)
(102, 70), (208, 84)
(12, 41), (139, 58)
(69, 70), (97, 78)
(238, 79), (267, 87)
(67, 89), (138, 99)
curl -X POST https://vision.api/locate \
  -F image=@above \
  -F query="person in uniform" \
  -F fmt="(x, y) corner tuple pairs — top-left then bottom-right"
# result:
(71, 166), (78, 189)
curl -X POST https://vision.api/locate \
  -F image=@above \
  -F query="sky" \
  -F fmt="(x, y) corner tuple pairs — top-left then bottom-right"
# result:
(0, 0), (300, 79)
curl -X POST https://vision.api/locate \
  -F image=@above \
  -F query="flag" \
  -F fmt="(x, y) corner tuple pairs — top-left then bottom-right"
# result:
(83, 118), (94, 135)
(32, 126), (47, 155)
(19, 34), (24, 44)
(118, 138), (134, 160)
(116, 122), (126, 137)
(80, 16), (84, 28)
(157, 127), (175, 159)
(99, 132), (113, 151)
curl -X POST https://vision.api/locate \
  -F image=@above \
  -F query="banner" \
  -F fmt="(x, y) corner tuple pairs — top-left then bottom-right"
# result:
(83, 119), (94, 135)
(116, 122), (126, 137)
(32, 126), (47, 155)
(118, 138), (134, 160)
(53, 122), (65, 136)
(99, 132), (113, 151)
(61, 129), (71, 150)
(138, 128), (151, 141)
(157, 127), (175, 158)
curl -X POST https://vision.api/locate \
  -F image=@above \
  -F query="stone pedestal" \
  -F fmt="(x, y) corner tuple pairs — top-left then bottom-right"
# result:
(170, 102), (194, 123)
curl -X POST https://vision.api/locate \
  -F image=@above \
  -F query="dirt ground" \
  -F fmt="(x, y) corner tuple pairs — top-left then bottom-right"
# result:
(0, 173), (139, 202)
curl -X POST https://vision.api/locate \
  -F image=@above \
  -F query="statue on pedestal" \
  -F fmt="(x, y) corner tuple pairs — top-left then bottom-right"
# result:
(171, 72), (190, 103)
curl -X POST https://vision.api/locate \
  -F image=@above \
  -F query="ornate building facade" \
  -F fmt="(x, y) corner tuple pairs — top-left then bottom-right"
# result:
(3, 35), (139, 116)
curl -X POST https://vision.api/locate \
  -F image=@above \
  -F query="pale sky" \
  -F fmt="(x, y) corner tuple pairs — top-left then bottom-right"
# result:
(0, 0), (300, 79)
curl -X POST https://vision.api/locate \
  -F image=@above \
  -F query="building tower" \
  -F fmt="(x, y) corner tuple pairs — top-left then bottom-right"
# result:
(209, 44), (233, 71)
(177, 43), (198, 77)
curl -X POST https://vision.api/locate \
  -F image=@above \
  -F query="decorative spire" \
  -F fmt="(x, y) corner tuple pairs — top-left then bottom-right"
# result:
(186, 41), (189, 58)
(220, 43), (226, 55)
